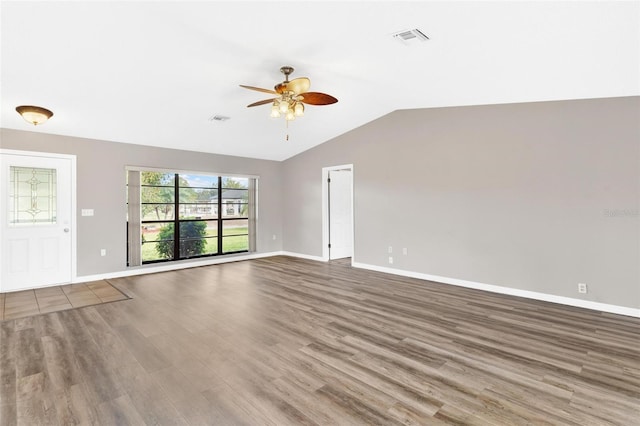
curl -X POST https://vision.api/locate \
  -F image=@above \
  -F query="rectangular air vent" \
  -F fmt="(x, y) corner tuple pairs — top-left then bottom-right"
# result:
(209, 115), (231, 122)
(392, 29), (429, 44)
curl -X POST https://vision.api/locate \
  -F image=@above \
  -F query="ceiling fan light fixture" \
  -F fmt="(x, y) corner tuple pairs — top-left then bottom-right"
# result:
(240, 65), (338, 133)
(285, 109), (296, 121)
(16, 105), (53, 126)
(279, 99), (290, 113)
(270, 103), (281, 118)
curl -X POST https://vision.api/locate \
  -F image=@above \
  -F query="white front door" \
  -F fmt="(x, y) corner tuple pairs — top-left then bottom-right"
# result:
(0, 151), (75, 291)
(328, 169), (353, 260)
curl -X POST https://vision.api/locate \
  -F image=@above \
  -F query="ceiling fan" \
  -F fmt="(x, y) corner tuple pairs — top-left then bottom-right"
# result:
(240, 66), (338, 122)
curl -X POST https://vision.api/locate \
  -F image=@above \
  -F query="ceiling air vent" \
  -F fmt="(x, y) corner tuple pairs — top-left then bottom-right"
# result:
(209, 115), (231, 122)
(392, 29), (429, 44)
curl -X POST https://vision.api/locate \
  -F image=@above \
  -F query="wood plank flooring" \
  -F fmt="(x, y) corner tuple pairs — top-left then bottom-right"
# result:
(0, 255), (638, 425)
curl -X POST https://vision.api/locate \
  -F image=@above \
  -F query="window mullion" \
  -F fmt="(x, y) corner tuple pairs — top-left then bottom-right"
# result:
(218, 176), (223, 254)
(173, 173), (180, 260)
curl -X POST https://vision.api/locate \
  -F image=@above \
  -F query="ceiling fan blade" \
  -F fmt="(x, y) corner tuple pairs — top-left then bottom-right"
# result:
(239, 85), (278, 95)
(299, 92), (338, 105)
(286, 77), (311, 94)
(247, 98), (276, 108)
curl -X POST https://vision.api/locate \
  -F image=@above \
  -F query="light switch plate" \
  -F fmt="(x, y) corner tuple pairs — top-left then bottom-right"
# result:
(81, 209), (94, 216)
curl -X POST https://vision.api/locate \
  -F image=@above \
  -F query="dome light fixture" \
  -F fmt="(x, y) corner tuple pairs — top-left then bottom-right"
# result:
(15, 105), (54, 126)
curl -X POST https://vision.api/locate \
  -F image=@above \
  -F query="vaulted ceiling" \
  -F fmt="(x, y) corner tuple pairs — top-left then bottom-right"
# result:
(1, 1), (638, 161)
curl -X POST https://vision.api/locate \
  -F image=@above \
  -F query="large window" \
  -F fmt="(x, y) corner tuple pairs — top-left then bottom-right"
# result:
(127, 170), (256, 265)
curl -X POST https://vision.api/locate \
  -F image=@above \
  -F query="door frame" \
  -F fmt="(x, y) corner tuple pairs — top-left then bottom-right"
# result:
(321, 164), (354, 262)
(0, 149), (78, 290)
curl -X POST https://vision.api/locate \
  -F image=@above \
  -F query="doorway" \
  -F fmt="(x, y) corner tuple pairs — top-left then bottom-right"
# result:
(322, 165), (353, 261)
(0, 150), (76, 291)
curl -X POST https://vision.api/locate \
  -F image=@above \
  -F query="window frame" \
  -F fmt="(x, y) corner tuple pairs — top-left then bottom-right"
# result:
(127, 167), (257, 265)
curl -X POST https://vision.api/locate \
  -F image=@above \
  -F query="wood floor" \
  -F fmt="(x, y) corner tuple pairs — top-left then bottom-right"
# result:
(1, 256), (638, 425)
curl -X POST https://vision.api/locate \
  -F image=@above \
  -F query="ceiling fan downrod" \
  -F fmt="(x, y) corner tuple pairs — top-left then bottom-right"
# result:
(280, 66), (294, 82)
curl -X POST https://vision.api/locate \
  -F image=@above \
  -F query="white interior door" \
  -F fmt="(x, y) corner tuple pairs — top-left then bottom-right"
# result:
(328, 169), (353, 260)
(0, 152), (74, 291)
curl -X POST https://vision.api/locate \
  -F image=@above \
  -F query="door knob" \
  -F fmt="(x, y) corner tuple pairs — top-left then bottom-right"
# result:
(64, 228), (70, 233)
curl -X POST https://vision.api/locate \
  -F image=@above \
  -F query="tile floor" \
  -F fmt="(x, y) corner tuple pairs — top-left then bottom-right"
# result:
(0, 280), (129, 321)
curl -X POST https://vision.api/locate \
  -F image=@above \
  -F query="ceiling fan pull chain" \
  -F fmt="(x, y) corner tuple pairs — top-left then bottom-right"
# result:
(286, 118), (289, 141)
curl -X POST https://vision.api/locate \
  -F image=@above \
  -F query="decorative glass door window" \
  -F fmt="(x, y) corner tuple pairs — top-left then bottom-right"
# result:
(8, 166), (57, 225)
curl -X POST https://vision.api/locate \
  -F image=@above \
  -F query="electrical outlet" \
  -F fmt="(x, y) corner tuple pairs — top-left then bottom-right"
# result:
(388, 246), (393, 254)
(100, 249), (106, 257)
(578, 283), (588, 294)
(402, 247), (408, 255)
(272, 234), (277, 240)
(388, 256), (393, 264)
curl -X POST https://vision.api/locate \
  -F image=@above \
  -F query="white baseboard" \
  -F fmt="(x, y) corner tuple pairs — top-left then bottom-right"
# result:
(74, 251), (327, 284)
(351, 262), (640, 318)
(74, 251), (283, 283)
(69, 253), (639, 318)
(279, 251), (328, 262)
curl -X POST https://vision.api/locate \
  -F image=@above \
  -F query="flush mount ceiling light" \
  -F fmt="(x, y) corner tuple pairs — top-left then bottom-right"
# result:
(240, 66), (338, 123)
(15, 105), (54, 126)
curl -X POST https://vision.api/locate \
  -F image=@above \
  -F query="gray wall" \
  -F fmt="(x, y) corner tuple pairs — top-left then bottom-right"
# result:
(282, 97), (640, 309)
(0, 129), (283, 277)
(2, 97), (638, 310)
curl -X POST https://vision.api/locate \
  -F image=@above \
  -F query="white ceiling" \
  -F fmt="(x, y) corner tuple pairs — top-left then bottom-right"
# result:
(1, 1), (638, 161)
